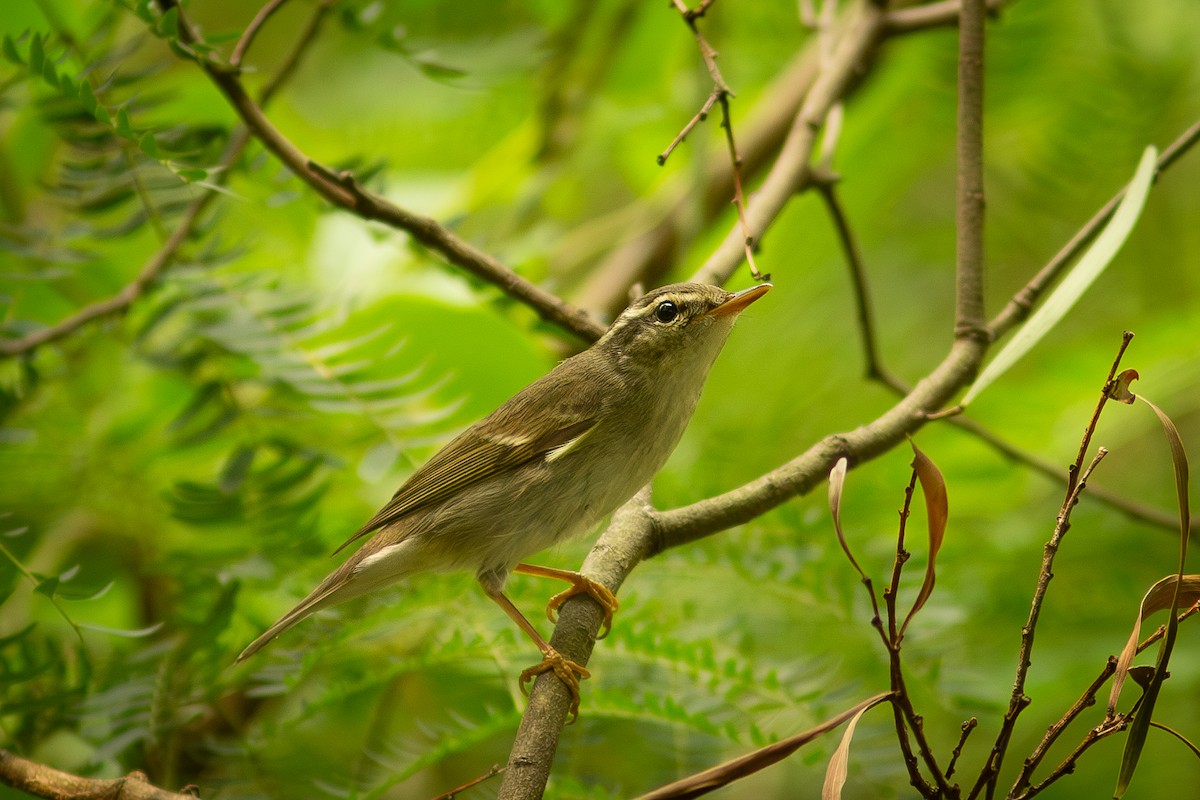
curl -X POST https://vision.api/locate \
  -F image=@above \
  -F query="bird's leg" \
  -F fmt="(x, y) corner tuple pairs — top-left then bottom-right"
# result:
(482, 585), (589, 722)
(513, 563), (620, 639)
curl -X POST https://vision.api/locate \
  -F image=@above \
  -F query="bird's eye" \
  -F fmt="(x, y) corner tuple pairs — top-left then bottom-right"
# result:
(654, 300), (679, 323)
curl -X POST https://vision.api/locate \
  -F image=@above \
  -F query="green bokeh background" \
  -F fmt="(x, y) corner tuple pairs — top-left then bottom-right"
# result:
(1, 1), (1198, 798)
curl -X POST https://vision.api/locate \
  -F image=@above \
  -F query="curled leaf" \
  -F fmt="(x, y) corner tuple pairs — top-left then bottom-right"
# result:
(634, 692), (893, 800)
(900, 441), (949, 637)
(1108, 574), (1200, 715)
(828, 458), (866, 581)
(822, 696), (888, 800)
(1107, 368), (1139, 404)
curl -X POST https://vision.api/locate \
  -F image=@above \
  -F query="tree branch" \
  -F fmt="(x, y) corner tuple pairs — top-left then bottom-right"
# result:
(0, 749), (198, 800)
(688, 0), (887, 288)
(954, 0), (987, 338)
(161, 1), (605, 344)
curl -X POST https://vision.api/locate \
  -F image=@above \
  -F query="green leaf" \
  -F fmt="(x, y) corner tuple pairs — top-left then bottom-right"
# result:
(961, 146), (1158, 407)
(28, 33), (43, 73)
(138, 131), (160, 158)
(2, 35), (23, 65)
(158, 6), (180, 39)
(116, 107), (134, 137)
(77, 79), (98, 112)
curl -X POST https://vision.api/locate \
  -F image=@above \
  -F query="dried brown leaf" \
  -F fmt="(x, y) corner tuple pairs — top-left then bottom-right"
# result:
(634, 692), (893, 800)
(828, 457), (867, 581)
(900, 441), (949, 637)
(822, 696), (886, 800)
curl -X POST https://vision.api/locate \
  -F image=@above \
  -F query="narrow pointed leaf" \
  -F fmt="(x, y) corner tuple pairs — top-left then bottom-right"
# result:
(634, 692), (893, 800)
(2, 35), (22, 65)
(961, 146), (1158, 407)
(828, 458), (867, 580)
(1113, 388), (1190, 799)
(822, 699), (878, 800)
(900, 441), (949, 637)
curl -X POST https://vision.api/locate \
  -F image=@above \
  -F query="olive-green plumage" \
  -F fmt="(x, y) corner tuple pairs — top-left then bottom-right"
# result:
(238, 282), (769, 666)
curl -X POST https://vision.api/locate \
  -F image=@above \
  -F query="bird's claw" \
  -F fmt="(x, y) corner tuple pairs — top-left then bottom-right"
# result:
(519, 649), (590, 723)
(544, 576), (620, 639)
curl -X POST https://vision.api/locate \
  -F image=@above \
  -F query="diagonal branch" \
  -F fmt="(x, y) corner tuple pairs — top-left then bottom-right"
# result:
(159, 0), (605, 344)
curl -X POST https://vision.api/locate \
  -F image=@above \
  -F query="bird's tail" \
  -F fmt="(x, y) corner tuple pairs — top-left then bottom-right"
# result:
(236, 562), (359, 662)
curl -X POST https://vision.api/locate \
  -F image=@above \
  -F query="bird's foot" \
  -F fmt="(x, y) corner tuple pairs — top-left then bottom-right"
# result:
(519, 648), (590, 723)
(544, 575), (619, 639)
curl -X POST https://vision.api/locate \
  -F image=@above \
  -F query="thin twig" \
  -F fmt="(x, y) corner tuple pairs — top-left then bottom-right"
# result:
(954, 0), (987, 339)
(659, 1), (764, 282)
(160, 1), (606, 344)
(946, 717), (978, 780)
(885, 0), (1009, 34)
(688, 1), (887, 288)
(883, 475), (938, 798)
(968, 330), (1131, 800)
(812, 173), (905, 389)
(230, 0), (292, 68)
(1008, 657), (1118, 797)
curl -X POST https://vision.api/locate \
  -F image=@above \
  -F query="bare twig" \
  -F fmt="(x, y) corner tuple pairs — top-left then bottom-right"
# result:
(659, 1), (764, 282)
(430, 763), (504, 800)
(159, 1), (605, 344)
(954, 0), (987, 339)
(947, 718), (978, 780)
(230, 0), (293, 67)
(883, 474), (940, 798)
(885, 0), (1009, 34)
(969, 335), (1132, 800)
(688, 0), (888, 288)
(812, 173), (905, 389)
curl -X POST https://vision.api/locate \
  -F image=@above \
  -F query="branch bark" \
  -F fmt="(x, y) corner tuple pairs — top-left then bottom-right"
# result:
(0, 749), (198, 800)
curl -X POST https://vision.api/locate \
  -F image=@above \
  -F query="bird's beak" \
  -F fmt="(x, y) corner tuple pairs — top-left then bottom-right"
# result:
(707, 283), (772, 318)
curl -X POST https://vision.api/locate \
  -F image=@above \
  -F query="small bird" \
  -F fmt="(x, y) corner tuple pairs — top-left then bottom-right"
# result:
(237, 281), (770, 716)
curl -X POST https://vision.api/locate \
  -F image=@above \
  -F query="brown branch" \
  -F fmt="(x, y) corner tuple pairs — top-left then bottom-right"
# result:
(954, 0), (987, 339)
(688, 0), (887, 288)
(161, 2), (605, 344)
(577, 48), (820, 316)
(0, 749), (198, 800)
(658, 1), (764, 284)
(229, 0), (292, 68)
(812, 172), (905, 388)
(987, 118), (1200, 341)
(969, 336), (1132, 800)
(1010, 601), (1200, 799)
(885, 0), (1008, 34)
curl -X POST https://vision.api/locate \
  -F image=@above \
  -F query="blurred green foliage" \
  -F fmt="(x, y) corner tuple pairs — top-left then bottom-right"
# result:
(0, 1), (1198, 798)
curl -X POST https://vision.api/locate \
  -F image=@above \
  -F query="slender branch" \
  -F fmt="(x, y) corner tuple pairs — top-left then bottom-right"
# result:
(885, 0), (1008, 34)
(968, 330), (1131, 800)
(1009, 657), (1118, 797)
(947, 718), (978, 781)
(688, 0), (888, 288)
(954, 0), (987, 338)
(230, 0), (292, 68)
(883, 476), (938, 798)
(813, 172), (905, 389)
(659, 1), (765, 283)
(160, 1), (605, 344)
(1011, 601), (1200, 799)
(0, 749), (197, 800)
(988, 118), (1200, 340)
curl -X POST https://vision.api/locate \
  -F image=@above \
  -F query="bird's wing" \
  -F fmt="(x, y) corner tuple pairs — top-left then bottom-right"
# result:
(332, 369), (604, 555)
